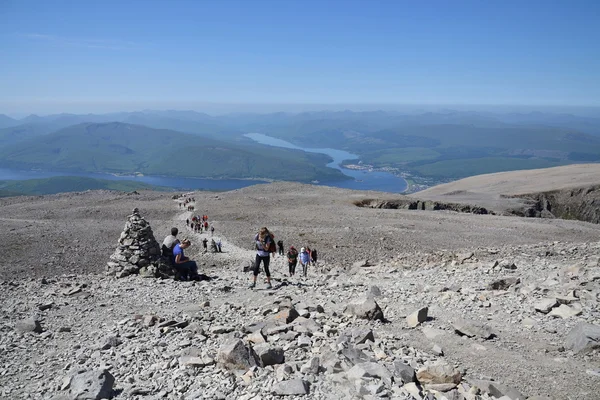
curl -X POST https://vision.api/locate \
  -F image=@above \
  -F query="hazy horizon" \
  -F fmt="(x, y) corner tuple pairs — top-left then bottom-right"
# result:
(3, 103), (600, 119)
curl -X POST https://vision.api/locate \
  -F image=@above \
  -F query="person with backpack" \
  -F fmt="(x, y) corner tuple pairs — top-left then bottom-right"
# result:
(202, 237), (208, 252)
(277, 239), (284, 255)
(250, 227), (275, 289)
(287, 246), (298, 277)
(299, 247), (311, 277)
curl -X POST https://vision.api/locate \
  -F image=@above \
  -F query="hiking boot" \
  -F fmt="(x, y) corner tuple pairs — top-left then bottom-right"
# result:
(248, 282), (256, 289)
(266, 283), (272, 289)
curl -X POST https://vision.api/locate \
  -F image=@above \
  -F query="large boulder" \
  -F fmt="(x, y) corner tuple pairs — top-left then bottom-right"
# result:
(452, 319), (494, 339)
(15, 318), (43, 334)
(416, 361), (462, 385)
(565, 323), (600, 354)
(253, 343), (284, 366)
(344, 297), (384, 321)
(217, 339), (256, 371)
(69, 369), (115, 400)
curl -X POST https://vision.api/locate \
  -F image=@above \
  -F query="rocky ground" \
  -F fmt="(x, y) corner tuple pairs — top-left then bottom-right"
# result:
(0, 183), (599, 400)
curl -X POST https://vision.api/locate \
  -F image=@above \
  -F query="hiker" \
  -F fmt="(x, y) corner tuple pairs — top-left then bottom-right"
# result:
(204, 221), (208, 231)
(186, 218), (189, 227)
(277, 239), (284, 256)
(210, 225), (215, 236)
(311, 248), (318, 265)
(250, 227), (275, 289)
(287, 246), (298, 277)
(202, 237), (208, 252)
(162, 227), (180, 259)
(299, 247), (311, 277)
(210, 239), (218, 253)
(217, 239), (222, 252)
(173, 239), (203, 281)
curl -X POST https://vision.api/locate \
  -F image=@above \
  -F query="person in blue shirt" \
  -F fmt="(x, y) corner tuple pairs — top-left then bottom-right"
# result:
(299, 247), (311, 277)
(173, 239), (200, 281)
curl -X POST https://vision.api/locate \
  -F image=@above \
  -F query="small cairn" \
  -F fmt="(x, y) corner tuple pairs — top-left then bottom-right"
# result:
(106, 208), (161, 278)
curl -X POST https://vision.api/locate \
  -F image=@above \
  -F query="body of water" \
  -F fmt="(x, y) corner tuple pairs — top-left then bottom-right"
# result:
(0, 168), (266, 191)
(245, 133), (408, 193)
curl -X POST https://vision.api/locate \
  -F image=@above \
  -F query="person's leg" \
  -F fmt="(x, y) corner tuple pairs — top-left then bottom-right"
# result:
(303, 262), (308, 277)
(263, 256), (271, 287)
(251, 254), (260, 287)
(288, 262), (293, 276)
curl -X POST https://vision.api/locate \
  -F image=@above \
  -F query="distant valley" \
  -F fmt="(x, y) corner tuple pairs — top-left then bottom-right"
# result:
(1, 109), (600, 195)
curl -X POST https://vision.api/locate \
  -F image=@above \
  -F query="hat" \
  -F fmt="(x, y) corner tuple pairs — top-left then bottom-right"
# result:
(290, 246), (296, 250)
(301, 247), (305, 252)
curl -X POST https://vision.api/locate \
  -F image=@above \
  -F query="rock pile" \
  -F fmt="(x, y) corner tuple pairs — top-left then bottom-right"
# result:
(106, 208), (161, 278)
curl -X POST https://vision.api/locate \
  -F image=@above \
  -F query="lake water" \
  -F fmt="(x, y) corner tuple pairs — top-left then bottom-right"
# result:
(0, 135), (408, 193)
(245, 133), (408, 193)
(0, 168), (266, 191)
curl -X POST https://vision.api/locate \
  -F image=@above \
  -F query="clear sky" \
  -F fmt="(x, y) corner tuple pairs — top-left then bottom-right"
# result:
(1, 0), (599, 114)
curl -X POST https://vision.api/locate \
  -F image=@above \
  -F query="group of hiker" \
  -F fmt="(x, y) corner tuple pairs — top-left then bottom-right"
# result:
(162, 222), (319, 289)
(186, 214), (215, 235)
(250, 227), (318, 289)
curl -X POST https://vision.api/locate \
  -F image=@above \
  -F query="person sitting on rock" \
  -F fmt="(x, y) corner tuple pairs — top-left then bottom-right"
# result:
(162, 227), (180, 260)
(172, 239), (204, 281)
(299, 247), (310, 277)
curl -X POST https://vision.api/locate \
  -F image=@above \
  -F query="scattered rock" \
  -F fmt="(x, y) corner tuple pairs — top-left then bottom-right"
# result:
(406, 306), (428, 328)
(416, 361), (462, 385)
(15, 318), (43, 334)
(69, 369), (115, 400)
(534, 298), (558, 314)
(218, 339), (256, 371)
(344, 297), (384, 321)
(486, 277), (520, 290)
(452, 319), (494, 339)
(565, 323), (600, 354)
(272, 379), (310, 396)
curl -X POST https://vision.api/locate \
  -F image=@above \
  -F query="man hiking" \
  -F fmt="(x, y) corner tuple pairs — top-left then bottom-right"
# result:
(299, 247), (311, 278)
(250, 227), (275, 289)
(287, 246), (298, 277)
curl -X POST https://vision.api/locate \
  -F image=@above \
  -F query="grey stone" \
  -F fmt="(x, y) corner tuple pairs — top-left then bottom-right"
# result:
(452, 319), (494, 339)
(370, 285), (382, 297)
(346, 362), (393, 386)
(344, 297), (384, 321)
(469, 379), (526, 400)
(416, 361), (462, 385)
(272, 379), (309, 396)
(351, 328), (375, 344)
(565, 323), (600, 354)
(69, 369), (115, 400)
(15, 318), (43, 334)
(486, 277), (520, 290)
(253, 342), (284, 366)
(217, 339), (256, 371)
(534, 298), (558, 314)
(406, 307), (428, 328)
(548, 304), (583, 319)
(393, 361), (416, 384)
(98, 336), (122, 350)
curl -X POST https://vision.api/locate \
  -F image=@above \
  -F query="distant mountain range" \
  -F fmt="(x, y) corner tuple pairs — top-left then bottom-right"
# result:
(1, 109), (599, 187)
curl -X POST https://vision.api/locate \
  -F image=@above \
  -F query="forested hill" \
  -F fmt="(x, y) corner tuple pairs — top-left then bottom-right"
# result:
(0, 122), (346, 182)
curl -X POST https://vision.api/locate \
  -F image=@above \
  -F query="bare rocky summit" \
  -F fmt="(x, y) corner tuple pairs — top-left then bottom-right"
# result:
(0, 180), (599, 399)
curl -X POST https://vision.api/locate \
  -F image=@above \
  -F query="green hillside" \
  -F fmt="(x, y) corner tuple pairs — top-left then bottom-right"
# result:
(0, 176), (169, 197)
(0, 122), (347, 182)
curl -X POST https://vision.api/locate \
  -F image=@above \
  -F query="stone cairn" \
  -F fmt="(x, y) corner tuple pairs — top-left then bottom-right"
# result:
(106, 208), (163, 278)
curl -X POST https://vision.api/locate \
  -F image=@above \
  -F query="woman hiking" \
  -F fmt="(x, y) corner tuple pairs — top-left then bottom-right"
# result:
(250, 227), (275, 289)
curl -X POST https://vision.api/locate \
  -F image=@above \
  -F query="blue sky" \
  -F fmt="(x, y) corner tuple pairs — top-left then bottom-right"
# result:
(1, 0), (599, 114)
